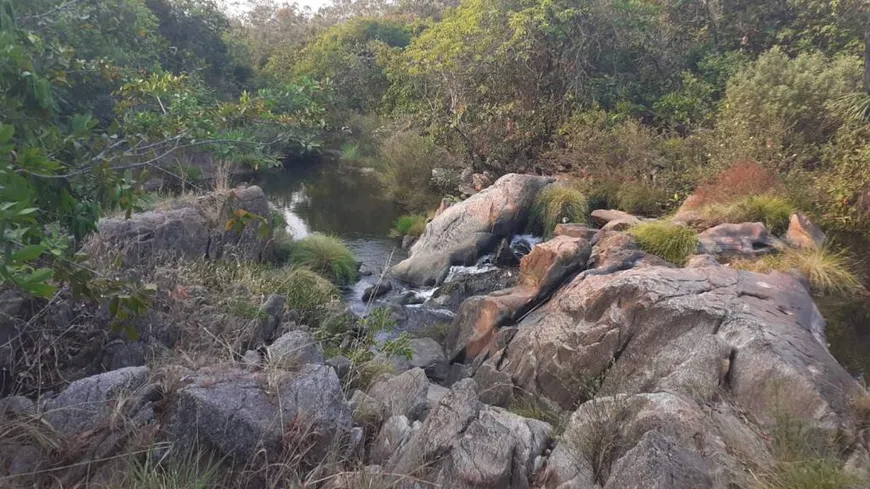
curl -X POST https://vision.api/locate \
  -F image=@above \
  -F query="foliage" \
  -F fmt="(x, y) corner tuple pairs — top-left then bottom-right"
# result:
(390, 214), (427, 239)
(687, 161), (785, 209)
(291, 234), (359, 285)
(532, 184), (588, 237)
(702, 195), (795, 234)
(616, 184), (667, 217)
(379, 129), (451, 212)
(629, 222), (698, 266)
(733, 248), (862, 296)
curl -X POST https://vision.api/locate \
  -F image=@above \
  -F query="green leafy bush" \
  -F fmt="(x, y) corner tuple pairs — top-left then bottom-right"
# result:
(533, 184), (589, 237)
(391, 214), (427, 238)
(291, 234), (359, 285)
(380, 129), (451, 212)
(629, 222), (698, 266)
(616, 184), (667, 217)
(702, 195), (794, 234)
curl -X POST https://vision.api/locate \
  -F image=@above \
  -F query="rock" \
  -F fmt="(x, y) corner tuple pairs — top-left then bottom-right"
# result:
(494, 238), (521, 267)
(685, 254), (721, 268)
(401, 234), (416, 251)
(601, 219), (636, 232)
(387, 379), (552, 489)
(362, 281), (393, 302)
(169, 365), (350, 462)
(446, 235), (591, 364)
(587, 231), (672, 271)
(368, 368), (430, 421)
(435, 197), (456, 217)
(427, 268), (519, 311)
(392, 174), (554, 286)
(93, 208), (210, 267)
(205, 186), (274, 262)
(785, 213), (826, 249)
(590, 209), (642, 228)
(327, 355), (353, 381)
(370, 415), (413, 465)
(474, 265), (860, 429)
(553, 224), (598, 241)
(101, 340), (147, 371)
(391, 338), (448, 381)
(427, 383), (450, 406)
(241, 350), (262, 370)
(542, 393), (768, 489)
(472, 172), (493, 192)
(698, 222), (781, 259)
(248, 294), (286, 347)
(0, 395), (35, 416)
(351, 389), (387, 428)
(7, 445), (47, 477)
(43, 366), (152, 436)
(267, 330), (324, 368)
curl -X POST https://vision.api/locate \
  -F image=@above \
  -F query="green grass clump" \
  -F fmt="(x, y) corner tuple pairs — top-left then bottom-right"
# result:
(629, 221), (699, 266)
(533, 184), (589, 237)
(390, 214), (427, 239)
(703, 194), (795, 234)
(616, 184), (666, 216)
(732, 248), (861, 296)
(281, 268), (339, 323)
(291, 234), (359, 285)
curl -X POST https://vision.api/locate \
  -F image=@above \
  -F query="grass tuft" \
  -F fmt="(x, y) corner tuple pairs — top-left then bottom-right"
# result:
(390, 214), (427, 239)
(291, 234), (359, 286)
(533, 184), (589, 237)
(732, 248), (861, 296)
(629, 221), (698, 266)
(702, 194), (795, 234)
(616, 184), (666, 216)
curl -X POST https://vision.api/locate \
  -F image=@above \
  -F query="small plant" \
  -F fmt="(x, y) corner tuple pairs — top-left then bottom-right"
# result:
(340, 142), (363, 163)
(616, 184), (666, 216)
(291, 234), (359, 285)
(533, 184), (589, 237)
(703, 194), (794, 234)
(508, 396), (564, 433)
(280, 268), (339, 323)
(629, 221), (698, 266)
(390, 214), (427, 239)
(127, 448), (222, 489)
(733, 248), (862, 296)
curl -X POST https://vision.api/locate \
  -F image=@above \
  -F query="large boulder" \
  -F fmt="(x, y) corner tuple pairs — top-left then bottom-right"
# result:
(367, 368), (430, 421)
(267, 329), (324, 368)
(425, 268), (519, 311)
(590, 209), (642, 228)
(446, 235), (591, 364)
(392, 174), (553, 286)
(386, 379), (552, 489)
(168, 364), (350, 462)
(474, 265), (861, 431)
(204, 186), (274, 262)
(698, 222), (782, 259)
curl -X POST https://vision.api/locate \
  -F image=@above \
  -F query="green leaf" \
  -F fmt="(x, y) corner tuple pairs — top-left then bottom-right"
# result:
(21, 268), (54, 284)
(10, 245), (45, 263)
(0, 125), (14, 144)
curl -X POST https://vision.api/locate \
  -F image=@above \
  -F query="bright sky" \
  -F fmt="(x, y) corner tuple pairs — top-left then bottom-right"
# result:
(221, 0), (333, 16)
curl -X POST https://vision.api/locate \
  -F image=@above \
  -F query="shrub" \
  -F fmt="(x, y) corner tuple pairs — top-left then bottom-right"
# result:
(629, 222), (698, 266)
(380, 128), (453, 212)
(688, 161), (784, 209)
(390, 214), (427, 238)
(702, 195), (795, 234)
(280, 268), (340, 323)
(616, 184), (667, 217)
(733, 248), (862, 296)
(533, 184), (589, 237)
(757, 459), (864, 489)
(291, 234), (359, 285)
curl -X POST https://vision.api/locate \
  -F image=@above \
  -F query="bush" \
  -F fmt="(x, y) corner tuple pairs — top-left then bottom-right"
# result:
(390, 214), (427, 238)
(733, 248), (861, 296)
(629, 222), (699, 266)
(688, 161), (784, 209)
(533, 184), (589, 237)
(380, 128), (454, 212)
(291, 234), (359, 285)
(702, 195), (795, 234)
(616, 184), (667, 217)
(280, 268), (340, 323)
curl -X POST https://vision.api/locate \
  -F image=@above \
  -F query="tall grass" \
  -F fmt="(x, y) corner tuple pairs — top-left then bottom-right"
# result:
(390, 214), (427, 238)
(533, 184), (589, 237)
(732, 247), (861, 296)
(702, 194), (795, 234)
(629, 221), (699, 266)
(291, 234), (358, 285)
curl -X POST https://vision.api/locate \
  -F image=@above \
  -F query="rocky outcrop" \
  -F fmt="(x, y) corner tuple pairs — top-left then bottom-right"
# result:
(392, 174), (553, 286)
(590, 209), (642, 228)
(446, 235), (592, 364)
(169, 364), (351, 462)
(384, 379), (552, 489)
(91, 186), (274, 267)
(553, 223), (599, 241)
(785, 213), (826, 249)
(426, 268), (519, 311)
(474, 265), (860, 428)
(698, 222), (782, 259)
(368, 368), (430, 421)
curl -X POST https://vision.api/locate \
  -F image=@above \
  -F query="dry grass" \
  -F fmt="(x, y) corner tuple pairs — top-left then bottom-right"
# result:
(688, 161), (785, 209)
(701, 194), (795, 234)
(732, 248), (862, 296)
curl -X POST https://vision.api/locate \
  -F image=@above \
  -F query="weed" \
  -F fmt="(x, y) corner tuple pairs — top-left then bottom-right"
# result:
(702, 195), (795, 234)
(507, 396), (565, 434)
(291, 234), (359, 286)
(390, 214), (427, 239)
(533, 184), (589, 237)
(616, 184), (666, 217)
(125, 448), (222, 489)
(629, 221), (698, 266)
(732, 248), (861, 296)
(565, 396), (631, 486)
(340, 143), (363, 163)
